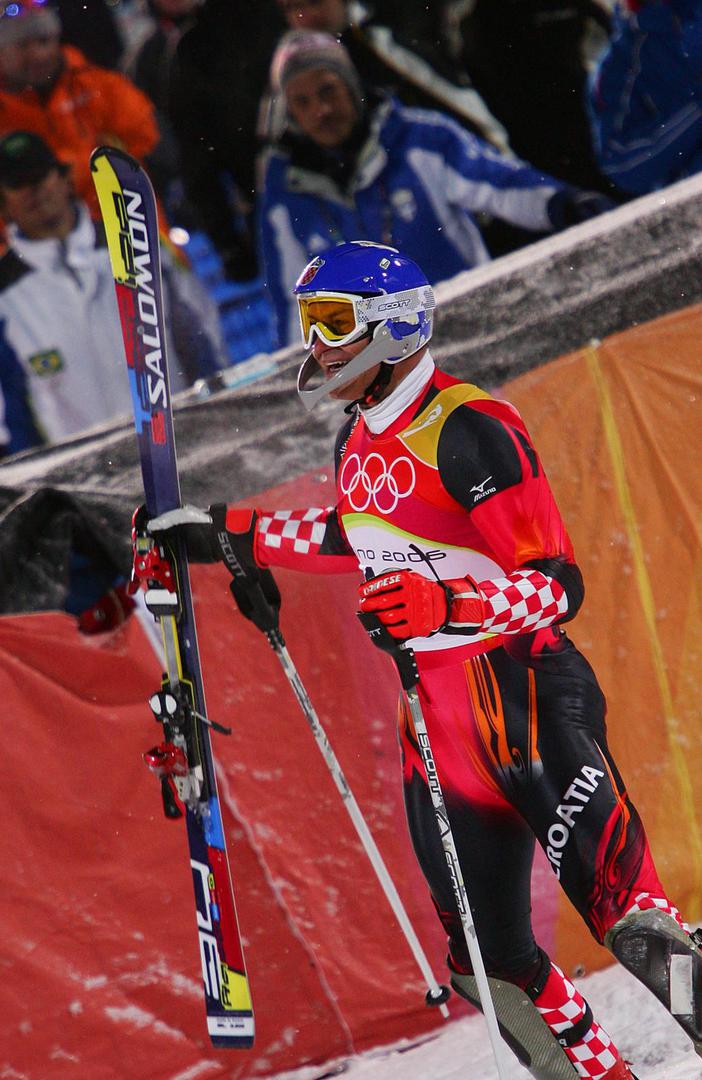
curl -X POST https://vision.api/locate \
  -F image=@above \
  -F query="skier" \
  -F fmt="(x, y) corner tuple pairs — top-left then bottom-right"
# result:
(145, 240), (702, 1078)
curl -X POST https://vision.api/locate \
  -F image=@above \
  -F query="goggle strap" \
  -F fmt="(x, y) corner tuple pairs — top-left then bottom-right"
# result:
(356, 286), (436, 323)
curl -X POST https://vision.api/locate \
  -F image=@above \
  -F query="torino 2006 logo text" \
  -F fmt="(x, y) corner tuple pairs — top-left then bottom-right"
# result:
(340, 452), (416, 513)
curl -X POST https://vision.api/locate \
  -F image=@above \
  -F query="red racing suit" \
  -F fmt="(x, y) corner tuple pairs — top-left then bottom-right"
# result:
(240, 365), (675, 988)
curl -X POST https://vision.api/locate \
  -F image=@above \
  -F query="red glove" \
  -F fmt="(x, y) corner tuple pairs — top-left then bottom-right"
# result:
(358, 570), (453, 640)
(78, 581), (136, 635)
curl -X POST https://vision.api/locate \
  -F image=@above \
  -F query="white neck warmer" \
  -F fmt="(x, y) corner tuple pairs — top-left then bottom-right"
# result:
(362, 350), (436, 434)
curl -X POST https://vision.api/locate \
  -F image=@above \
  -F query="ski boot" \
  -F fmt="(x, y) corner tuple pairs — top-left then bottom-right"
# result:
(606, 907), (702, 1056)
(450, 951), (639, 1080)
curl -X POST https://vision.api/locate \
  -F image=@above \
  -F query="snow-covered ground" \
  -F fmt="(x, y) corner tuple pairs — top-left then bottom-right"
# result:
(270, 962), (701, 1080)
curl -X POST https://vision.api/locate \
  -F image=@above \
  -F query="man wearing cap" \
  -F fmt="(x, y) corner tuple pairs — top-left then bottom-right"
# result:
(0, 0), (159, 221)
(0, 130), (225, 456)
(258, 29), (615, 347)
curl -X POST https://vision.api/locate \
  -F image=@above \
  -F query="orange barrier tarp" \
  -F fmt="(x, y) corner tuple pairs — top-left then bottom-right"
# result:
(503, 306), (702, 973)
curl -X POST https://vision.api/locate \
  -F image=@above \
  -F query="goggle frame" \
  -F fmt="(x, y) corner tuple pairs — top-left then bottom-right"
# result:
(297, 286), (436, 351)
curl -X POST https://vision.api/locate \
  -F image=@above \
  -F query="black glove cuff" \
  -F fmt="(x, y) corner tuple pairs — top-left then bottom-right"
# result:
(434, 581), (456, 635)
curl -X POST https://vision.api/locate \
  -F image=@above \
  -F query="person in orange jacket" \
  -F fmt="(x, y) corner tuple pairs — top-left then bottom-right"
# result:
(0, 0), (159, 220)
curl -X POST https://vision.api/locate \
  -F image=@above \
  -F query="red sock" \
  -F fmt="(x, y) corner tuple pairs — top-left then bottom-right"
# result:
(620, 891), (688, 932)
(534, 961), (625, 1079)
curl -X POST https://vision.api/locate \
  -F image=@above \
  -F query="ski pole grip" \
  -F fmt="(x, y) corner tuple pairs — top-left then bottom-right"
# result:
(356, 610), (419, 692)
(358, 566), (419, 690)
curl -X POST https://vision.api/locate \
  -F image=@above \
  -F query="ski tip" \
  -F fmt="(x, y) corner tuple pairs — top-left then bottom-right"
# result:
(89, 144), (142, 174)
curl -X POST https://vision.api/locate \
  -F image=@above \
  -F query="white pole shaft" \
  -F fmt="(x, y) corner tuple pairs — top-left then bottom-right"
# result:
(276, 641), (450, 1019)
(405, 687), (510, 1078)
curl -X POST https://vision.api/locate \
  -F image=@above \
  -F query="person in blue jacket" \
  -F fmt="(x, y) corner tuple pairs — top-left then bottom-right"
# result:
(588, 0), (702, 196)
(259, 29), (614, 347)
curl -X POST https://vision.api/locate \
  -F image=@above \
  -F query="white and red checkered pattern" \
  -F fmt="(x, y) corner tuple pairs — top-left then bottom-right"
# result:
(535, 962), (623, 1078)
(257, 507), (330, 556)
(451, 568), (568, 635)
(622, 891), (689, 932)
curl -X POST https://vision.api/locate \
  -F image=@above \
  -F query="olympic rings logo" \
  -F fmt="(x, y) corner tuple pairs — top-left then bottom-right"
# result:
(339, 452), (416, 514)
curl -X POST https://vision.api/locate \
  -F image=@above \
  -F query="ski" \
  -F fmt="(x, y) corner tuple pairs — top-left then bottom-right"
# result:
(90, 146), (254, 1049)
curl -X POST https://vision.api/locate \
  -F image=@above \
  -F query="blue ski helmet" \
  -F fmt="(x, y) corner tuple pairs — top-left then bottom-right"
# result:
(294, 241), (435, 409)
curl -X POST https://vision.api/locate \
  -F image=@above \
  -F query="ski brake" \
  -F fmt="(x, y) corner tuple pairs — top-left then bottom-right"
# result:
(131, 506), (231, 820)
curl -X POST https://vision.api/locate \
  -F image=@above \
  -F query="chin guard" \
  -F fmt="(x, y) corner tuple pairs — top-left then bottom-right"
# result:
(297, 323), (420, 410)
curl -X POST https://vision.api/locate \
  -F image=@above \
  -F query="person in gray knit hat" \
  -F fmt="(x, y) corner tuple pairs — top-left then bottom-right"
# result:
(258, 27), (615, 346)
(271, 28), (364, 105)
(0, 0), (62, 91)
(0, 0), (61, 49)
(267, 28), (365, 144)
(0, 0), (160, 219)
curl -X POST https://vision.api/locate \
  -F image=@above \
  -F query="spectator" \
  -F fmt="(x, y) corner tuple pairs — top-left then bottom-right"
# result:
(588, 0), (702, 195)
(272, 0), (509, 150)
(0, 0), (160, 221)
(50, 0), (125, 70)
(364, 0), (453, 52)
(0, 131), (226, 457)
(456, 0), (614, 193)
(122, 0), (203, 221)
(125, 0), (202, 107)
(169, 0), (287, 280)
(259, 31), (614, 347)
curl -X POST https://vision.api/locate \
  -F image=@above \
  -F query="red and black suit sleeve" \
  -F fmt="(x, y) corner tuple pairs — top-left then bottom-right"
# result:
(436, 400), (584, 625)
(251, 415), (358, 573)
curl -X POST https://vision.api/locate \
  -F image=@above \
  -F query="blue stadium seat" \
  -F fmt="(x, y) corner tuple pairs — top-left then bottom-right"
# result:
(180, 230), (277, 365)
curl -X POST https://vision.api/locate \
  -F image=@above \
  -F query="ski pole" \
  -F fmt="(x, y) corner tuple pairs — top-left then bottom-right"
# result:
(216, 522), (451, 1017)
(269, 632), (450, 1017)
(357, 610), (511, 1079)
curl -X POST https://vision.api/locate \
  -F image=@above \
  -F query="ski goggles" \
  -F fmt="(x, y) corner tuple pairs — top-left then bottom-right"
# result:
(297, 286), (436, 350)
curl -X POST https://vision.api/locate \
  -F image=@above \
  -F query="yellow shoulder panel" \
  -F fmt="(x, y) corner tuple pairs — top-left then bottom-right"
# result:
(398, 382), (493, 469)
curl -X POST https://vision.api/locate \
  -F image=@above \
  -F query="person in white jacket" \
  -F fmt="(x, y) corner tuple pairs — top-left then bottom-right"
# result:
(0, 130), (226, 456)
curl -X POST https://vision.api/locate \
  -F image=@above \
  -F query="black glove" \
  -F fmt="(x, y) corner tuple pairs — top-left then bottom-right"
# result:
(547, 188), (617, 230)
(143, 503), (222, 562)
(209, 505), (281, 633)
(145, 503), (281, 633)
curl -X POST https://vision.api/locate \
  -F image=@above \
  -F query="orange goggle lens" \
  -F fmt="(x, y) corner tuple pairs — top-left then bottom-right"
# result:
(299, 297), (360, 345)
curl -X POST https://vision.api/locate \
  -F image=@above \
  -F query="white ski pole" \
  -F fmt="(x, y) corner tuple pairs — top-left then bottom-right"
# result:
(219, 542), (451, 1017)
(358, 611), (511, 1079)
(272, 636), (450, 1017)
